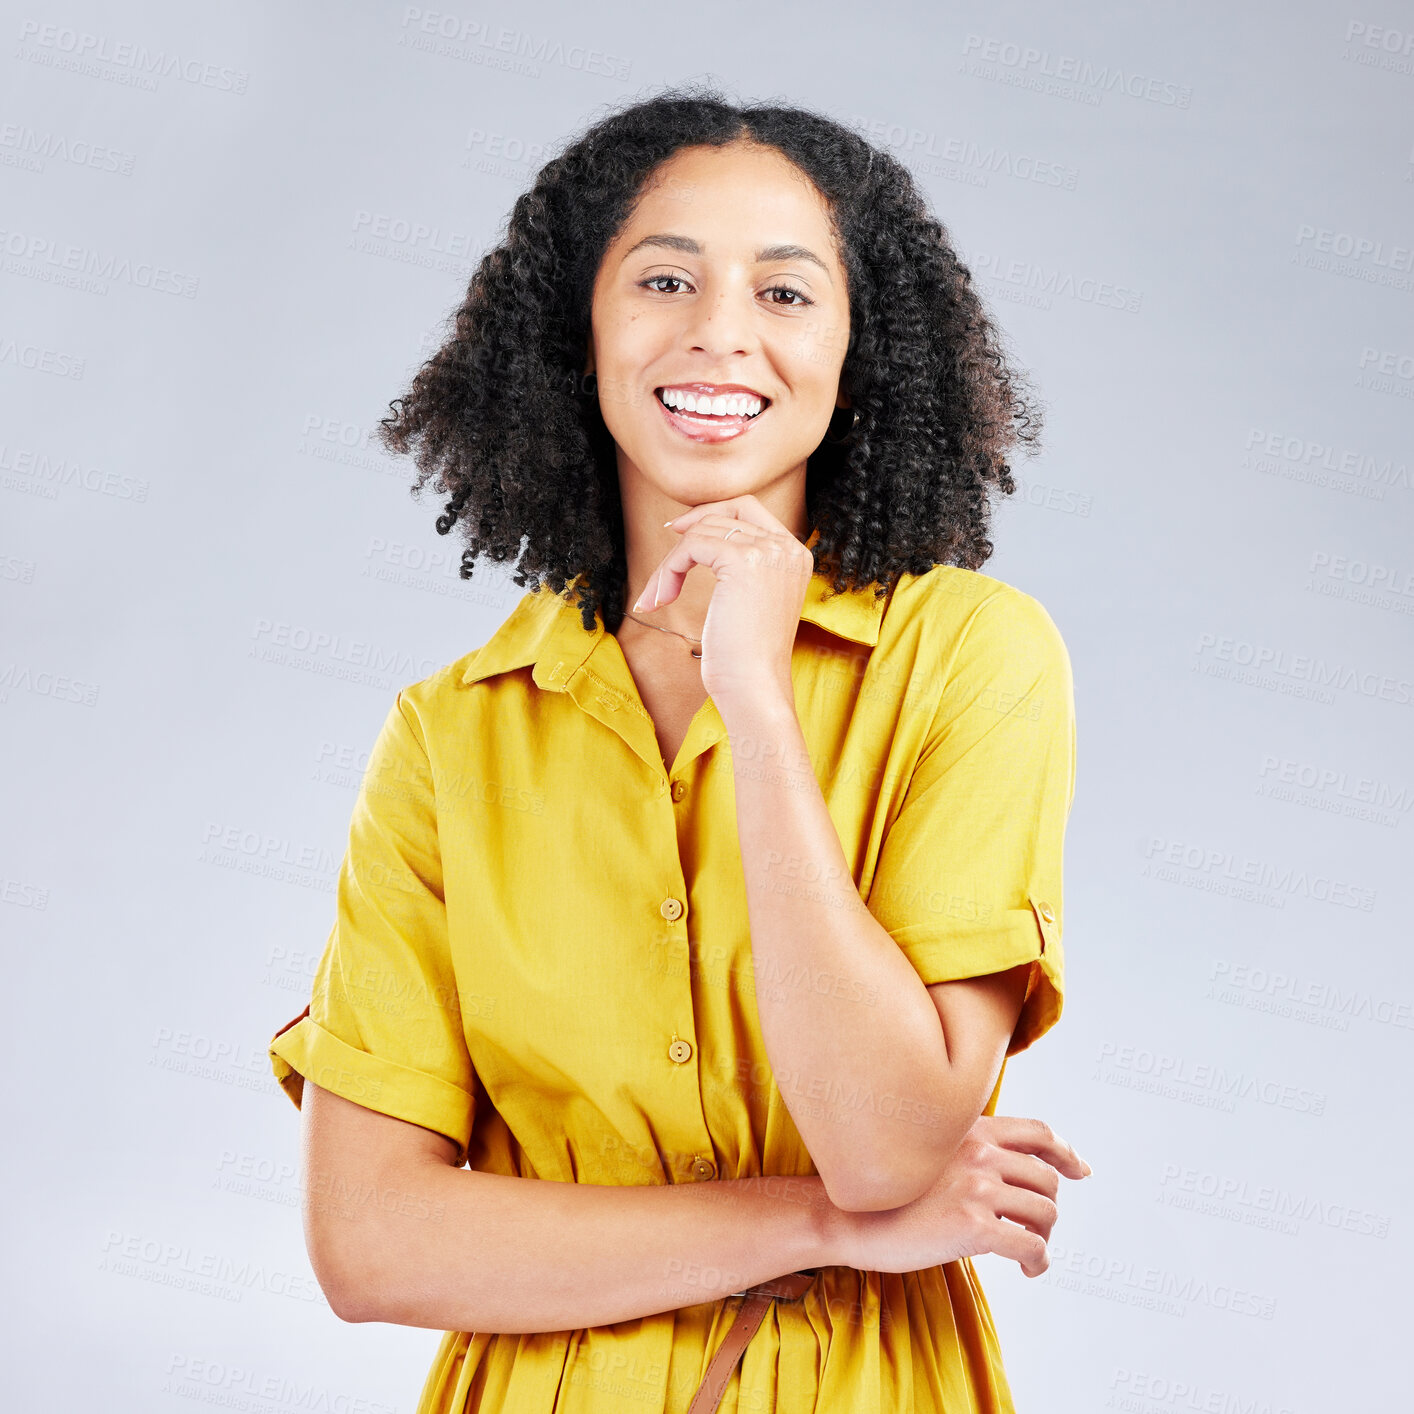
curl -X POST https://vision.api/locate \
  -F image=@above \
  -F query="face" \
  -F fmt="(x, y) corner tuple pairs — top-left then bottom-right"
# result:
(584, 140), (852, 511)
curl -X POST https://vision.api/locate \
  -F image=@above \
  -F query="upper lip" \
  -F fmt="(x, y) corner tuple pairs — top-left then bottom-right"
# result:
(656, 382), (771, 405)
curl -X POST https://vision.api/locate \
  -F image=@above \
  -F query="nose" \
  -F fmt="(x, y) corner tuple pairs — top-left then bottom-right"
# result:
(683, 284), (755, 359)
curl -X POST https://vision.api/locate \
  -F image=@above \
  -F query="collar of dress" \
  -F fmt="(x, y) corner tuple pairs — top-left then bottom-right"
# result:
(460, 555), (886, 690)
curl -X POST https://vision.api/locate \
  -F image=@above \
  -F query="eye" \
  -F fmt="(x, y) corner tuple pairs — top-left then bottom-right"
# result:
(765, 284), (814, 308)
(638, 274), (816, 307)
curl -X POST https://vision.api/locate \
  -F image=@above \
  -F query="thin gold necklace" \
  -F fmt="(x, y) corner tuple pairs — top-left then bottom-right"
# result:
(622, 611), (703, 659)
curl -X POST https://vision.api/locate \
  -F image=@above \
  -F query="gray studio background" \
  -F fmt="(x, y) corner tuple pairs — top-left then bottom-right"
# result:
(5, 2), (1411, 1409)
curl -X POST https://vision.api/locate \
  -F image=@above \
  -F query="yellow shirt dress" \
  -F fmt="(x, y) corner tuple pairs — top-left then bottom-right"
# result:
(268, 558), (1076, 1414)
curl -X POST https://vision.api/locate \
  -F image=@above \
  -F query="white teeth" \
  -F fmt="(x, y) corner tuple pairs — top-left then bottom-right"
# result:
(658, 388), (765, 419)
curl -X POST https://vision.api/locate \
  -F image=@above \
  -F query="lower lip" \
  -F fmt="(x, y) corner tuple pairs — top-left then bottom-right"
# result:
(654, 392), (767, 444)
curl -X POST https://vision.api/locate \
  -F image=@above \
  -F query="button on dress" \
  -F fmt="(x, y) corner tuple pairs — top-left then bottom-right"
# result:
(268, 559), (1077, 1414)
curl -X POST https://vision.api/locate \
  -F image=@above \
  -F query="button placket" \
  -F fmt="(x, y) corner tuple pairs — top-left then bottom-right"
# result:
(538, 621), (720, 1179)
(659, 890), (714, 1174)
(628, 714), (716, 1186)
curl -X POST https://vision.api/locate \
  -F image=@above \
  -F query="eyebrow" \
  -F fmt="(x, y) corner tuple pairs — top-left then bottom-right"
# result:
(622, 233), (831, 279)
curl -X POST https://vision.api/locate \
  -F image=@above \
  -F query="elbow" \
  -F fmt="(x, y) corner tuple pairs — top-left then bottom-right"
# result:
(308, 1238), (386, 1324)
(312, 1231), (440, 1326)
(324, 1278), (382, 1325)
(820, 1154), (944, 1214)
(818, 1114), (964, 1212)
(315, 1268), (379, 1324)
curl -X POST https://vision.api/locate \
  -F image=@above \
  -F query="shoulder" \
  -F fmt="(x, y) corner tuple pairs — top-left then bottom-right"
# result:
(884, 565), (1070, 678)
(375, 637), (514, 758)
(389, 586), (549, 731)
(390, 650), (470, 705)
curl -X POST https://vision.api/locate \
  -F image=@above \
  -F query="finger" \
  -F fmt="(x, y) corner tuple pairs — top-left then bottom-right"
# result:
(985, 1145), (1063, 1202)
(650, 534), (720, 609)
(649, 523), (756, 608)
(983, 1116), (1090, 1179)
(663, 502), (743, 535)
(630, 525), (764, 612)
(692, 514), (771, 542)
(685, 519), (813, 587)
(666, 495), (789, 536)
(982, 1215), (1052, 1279)
(989, 1182), (1061, 1247)
(642, 508), (772, 611)
(631, 568), (662, 613)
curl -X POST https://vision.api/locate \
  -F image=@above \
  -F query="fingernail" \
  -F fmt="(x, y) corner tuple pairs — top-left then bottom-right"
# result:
(663, 518), (675, 527)
(1081, 1160), (1093, 1176)
(632, 598), (644, 612)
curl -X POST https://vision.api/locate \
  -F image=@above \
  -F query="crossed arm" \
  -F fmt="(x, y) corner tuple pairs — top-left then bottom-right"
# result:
(299, 1082), (1080, 1331)
(724, 696), (1032, 1214)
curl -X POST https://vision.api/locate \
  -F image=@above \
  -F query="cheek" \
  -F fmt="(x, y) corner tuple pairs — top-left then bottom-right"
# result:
(774, 334), (846, 397)
(597, 368), (661, 428)
(782, 373), (842, 418)
(598, 314), (657, 381)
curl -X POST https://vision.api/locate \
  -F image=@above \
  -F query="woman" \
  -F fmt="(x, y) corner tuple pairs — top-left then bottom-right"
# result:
(268, 85), (1089, 1414)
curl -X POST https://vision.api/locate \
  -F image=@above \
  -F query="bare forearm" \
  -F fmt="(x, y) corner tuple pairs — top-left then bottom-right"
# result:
(322, 1160), (840, 1332)
(723, 700), (956, 1205)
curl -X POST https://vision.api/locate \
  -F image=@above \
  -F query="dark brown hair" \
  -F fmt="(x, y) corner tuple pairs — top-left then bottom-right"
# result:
(378, 81), (1044, 631)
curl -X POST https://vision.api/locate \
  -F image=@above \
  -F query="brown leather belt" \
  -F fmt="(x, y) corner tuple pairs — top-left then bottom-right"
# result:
(685, 1270), (816, 1414)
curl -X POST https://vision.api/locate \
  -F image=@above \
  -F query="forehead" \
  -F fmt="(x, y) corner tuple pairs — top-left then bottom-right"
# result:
(617, 142), (839, 258)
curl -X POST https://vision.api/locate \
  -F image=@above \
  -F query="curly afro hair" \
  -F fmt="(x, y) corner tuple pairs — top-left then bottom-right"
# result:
(378, 81), (1043, 633)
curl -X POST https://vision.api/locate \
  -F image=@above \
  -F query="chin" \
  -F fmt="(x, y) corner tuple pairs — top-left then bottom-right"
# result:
(652, 468), (768, 504)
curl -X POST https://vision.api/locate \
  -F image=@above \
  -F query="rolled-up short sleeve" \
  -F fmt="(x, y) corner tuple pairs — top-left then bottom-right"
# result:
(866, 585), (1076, 1056)
(268, 690), (477, 1163)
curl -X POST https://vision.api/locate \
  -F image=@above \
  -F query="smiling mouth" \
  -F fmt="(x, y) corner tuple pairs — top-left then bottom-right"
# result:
(654, 387), (771, 420)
